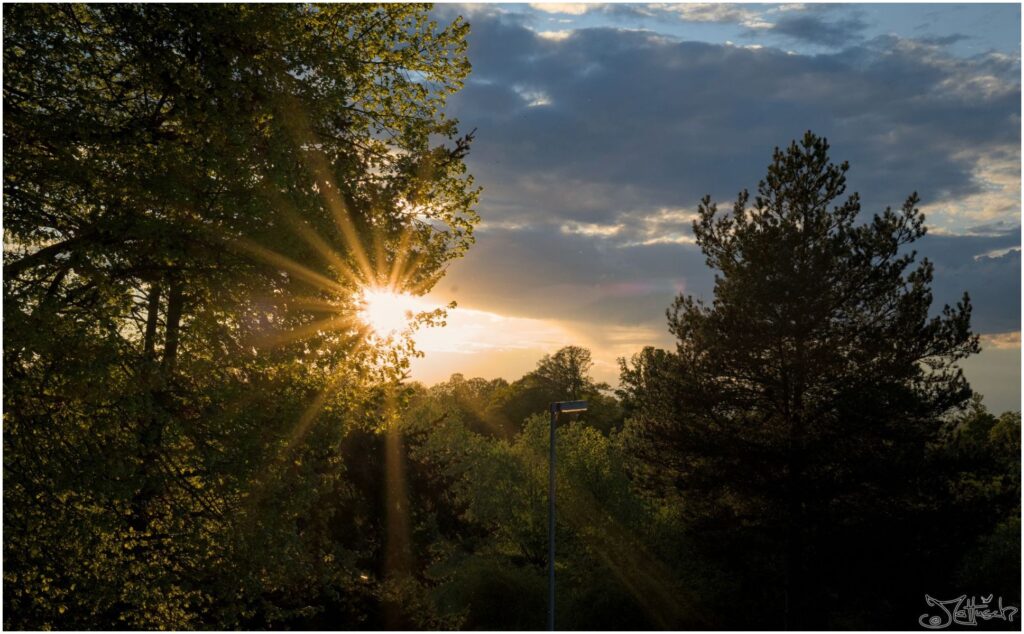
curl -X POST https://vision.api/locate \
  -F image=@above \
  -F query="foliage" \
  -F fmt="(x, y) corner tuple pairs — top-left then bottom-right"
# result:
(936, 397), (1021, 602)
(5, 17), (1018, 627)
(487, 346), (624, 437)
(619, 132), (991, 628)
(4, 4), (475, 629)
(423, 373), (511, 437)
(322, 340), (1019, 631)
(397, 400), (695, 629)
(374, 346), (705, 629)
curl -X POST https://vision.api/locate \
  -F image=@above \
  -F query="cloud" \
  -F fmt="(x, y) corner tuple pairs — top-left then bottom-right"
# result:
(919, 226), (1021, 333)
(980, 331), (1021, 350)
(449, 16), (1019, 228)
(528, 3), (596, 16)
(975, 246), (1021, 260)
(657, 3), (773, 29)
(525, 3), (778, 29)
(918, 33), (972, 47)
(560, 221), (624, 237)
(415, 303), (573, 355)
(433, 221), (1022, 339)
(537, 30), (573, 42)
(918, 148), (1020, 233)
(761, 12), (869, 47)
(428, 225), (711, 328)
(559, 207), (699, 247)
(430, 9), (1019, 358)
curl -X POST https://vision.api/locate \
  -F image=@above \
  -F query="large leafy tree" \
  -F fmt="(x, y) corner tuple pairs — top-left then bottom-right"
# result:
(4, 4), (476, 628)
(489, 346), (623, 437)
(620, 132), (979, 628)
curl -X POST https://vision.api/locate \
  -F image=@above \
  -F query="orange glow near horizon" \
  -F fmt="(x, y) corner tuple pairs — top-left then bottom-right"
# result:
(354, 287), (681, 390)
(355, 287), (600, 382)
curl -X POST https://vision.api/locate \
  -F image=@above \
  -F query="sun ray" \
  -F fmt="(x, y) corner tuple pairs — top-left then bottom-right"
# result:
(284, 295), (352, 314)
(373, 218), (389, 288)
(561, 483), (701, 628)
(398, 249), (448, 297)
(387, 227), (416, 290)
(282, 381), (335, 454)
(384, 418), (413, 576)
(313, 166), (376, 286)
(226, 236), (348, 295)
(381, 391), (414, 629)
(250, 313), (365, 350)
(274, 92), (377, 284)
(240, 365), (349, 519)
(259, 183), (365, 287)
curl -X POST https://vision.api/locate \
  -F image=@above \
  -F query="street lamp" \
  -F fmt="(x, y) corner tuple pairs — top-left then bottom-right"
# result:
(548, 399), (587, 631)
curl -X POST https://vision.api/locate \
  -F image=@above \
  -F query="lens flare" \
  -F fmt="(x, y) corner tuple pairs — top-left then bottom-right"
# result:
(358, 288), (428, 336)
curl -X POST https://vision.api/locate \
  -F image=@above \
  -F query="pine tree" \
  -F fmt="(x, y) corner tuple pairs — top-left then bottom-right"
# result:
(620, 132), (979, 628)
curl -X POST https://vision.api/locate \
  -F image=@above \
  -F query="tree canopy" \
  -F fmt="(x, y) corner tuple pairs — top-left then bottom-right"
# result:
(4, 5), (476, 628)
(620, 132), (986, 628)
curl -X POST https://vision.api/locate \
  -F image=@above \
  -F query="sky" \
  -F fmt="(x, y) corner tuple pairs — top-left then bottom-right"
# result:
(407, 2), (1022, 413)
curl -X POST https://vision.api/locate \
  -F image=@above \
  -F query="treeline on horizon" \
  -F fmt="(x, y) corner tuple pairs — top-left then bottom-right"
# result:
(3, 4), (1020, 631)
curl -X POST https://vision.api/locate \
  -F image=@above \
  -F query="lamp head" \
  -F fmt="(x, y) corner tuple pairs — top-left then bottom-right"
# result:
(551, 400), (588, 414)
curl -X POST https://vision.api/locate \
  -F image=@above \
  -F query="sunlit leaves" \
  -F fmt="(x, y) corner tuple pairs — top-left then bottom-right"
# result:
(4, 4), (476, 628)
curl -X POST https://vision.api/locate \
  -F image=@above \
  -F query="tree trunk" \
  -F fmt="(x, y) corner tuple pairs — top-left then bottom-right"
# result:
(141, 282), (162, 382)
(130, 279), (182, 533)
(161, 281), (184, 376)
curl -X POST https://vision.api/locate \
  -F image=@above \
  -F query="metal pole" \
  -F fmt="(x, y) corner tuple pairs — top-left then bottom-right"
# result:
(548, 404), (557, 631)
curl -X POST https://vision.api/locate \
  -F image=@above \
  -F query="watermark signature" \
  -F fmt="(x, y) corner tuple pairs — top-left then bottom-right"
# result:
(919, 594), (1018, 629)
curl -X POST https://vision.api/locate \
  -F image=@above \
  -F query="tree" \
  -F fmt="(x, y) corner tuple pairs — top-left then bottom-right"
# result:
(383, 361), (695, 629)
(4, 5), (476, 628)
(620, 132), (979, 628)
(400, 403), (693, 629)
(935, 397), (1021, 604)
(426, 373), (511, 437)
(489, 346), (623, 436)
(534, 345), (600, 399)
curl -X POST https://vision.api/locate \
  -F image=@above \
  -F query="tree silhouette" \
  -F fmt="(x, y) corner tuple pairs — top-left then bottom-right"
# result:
(488, 346), (623, 437)
(621, 132), (980, 628)
(534, 346), (602, 399)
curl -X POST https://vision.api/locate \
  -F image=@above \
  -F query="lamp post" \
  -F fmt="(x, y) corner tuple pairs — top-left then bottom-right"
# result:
(548, 399), (587, 632)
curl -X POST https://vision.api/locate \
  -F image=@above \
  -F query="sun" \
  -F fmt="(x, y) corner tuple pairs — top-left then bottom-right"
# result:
(357, 288), (430, 337)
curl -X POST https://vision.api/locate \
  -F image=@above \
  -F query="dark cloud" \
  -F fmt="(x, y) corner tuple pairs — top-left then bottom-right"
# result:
(917, 33), (972, 47)
(923, 227), (1021, 333)
(963, 220), (1019, 236)
(756, 12), (869, 47)
(436, 223), (1021, 337)
(437, 225), (711, 327)
(599, 4), (662, 24)
(447, 16), (1018, 225)
(430, 10), (1020, 336)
